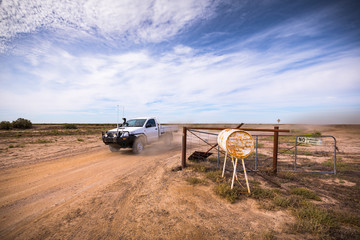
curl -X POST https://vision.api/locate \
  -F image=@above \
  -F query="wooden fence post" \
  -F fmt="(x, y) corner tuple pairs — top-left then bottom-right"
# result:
(181, 127), (187, 168)
(273, 126), (279, 174)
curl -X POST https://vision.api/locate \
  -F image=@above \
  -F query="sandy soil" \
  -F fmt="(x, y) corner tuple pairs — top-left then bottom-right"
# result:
(0, 124), (359, 239)
(0, 130), (297, 240)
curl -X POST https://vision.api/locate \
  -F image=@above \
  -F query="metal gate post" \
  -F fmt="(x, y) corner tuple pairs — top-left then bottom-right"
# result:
(181, 127), (187, 168)
(217, 145), (220, 168)
(294, 136), (298, 171)
(255, 136), (258, 171)
(334, 137), (337, 174)
(273, 126), (279, 174)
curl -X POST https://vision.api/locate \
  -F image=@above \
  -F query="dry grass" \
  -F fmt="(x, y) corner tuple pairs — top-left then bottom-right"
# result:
(185, 177), (207, 185)
(183, 149), (360, 238)
(289, 187), (321, 201)
(214, 183), (244, 203)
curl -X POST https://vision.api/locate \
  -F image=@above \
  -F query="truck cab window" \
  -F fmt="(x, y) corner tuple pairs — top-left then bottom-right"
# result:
(147, 119), (156, 127)
(126, 119), (146, 127)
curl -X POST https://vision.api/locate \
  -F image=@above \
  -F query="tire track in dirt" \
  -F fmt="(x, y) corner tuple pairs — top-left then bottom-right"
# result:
(1, 141), (296, 239)
(0, 145), (181, 239)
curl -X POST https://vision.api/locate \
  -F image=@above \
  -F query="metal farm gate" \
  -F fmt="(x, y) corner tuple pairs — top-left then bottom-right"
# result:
(181, 128), (337, 174)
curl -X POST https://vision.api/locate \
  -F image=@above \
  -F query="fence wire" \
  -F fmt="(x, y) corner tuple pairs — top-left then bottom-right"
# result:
(186, 130), (336, 174)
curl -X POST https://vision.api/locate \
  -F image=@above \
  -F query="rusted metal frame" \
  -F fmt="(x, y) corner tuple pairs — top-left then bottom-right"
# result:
(255, 136), (258, 171)
(181, 127), (187, 168)
(188, 130), (227, 155)
(204, 143), (219, 155)
(187, 127), (289, 132)
(294, 136), (298, 171)
(273, 126), (279, 174)
(188, 130), (214, 148)
(291, 135), (337, 174)
(182, 126), (290, 170)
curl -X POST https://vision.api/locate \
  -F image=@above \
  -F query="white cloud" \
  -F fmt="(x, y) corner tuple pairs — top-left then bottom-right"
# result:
(0, 0), (219, 52)
(1, 0), (359, 123)
(1, 42), (359, 123)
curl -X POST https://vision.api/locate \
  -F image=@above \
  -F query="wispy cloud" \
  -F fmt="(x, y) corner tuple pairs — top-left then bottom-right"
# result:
(0, 0), (359, 123)
(1, 40), (359, 122)
(0, 0), (219, 52)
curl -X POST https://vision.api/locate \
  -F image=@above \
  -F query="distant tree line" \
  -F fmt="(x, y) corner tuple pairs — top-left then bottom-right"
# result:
(0, 118), (32, 130)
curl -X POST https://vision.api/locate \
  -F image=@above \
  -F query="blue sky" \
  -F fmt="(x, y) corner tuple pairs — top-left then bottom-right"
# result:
(0, 0), (359, 124)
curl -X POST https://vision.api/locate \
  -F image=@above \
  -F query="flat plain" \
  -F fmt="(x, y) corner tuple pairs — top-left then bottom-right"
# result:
(0, 124), (359, 239)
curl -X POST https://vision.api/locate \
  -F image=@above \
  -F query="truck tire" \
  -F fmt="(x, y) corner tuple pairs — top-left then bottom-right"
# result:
(109, 145), (120, 152)
(132, 137), (145, 154)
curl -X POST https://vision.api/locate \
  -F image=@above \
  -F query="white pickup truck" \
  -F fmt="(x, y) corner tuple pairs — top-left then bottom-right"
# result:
(102, 117), (178, 153)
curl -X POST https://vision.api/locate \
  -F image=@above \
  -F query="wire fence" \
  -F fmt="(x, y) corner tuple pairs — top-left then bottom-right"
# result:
(185, 129), (337, 174)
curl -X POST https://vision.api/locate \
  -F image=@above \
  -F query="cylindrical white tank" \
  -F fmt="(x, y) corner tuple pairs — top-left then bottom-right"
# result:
(217, 129), (254, 159)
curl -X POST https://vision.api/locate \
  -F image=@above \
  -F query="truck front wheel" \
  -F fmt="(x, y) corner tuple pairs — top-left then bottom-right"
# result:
(132, 137), (145, 154)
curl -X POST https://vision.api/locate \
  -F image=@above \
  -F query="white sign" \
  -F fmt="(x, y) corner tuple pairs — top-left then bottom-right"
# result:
(297, 137), (322, 145)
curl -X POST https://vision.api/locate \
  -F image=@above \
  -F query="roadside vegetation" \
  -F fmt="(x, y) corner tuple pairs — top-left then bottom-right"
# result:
(183, 153), (360, 239)
(1, 118), (32, 130)
(0, 123), (112, 152)
(0, 123), (114, 138)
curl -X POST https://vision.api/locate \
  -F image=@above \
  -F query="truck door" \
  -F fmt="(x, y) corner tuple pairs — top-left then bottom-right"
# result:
(144, 119), (158, 143)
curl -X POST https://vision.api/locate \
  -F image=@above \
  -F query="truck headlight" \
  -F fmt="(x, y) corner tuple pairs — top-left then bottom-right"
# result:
(122, 132), (129, 137)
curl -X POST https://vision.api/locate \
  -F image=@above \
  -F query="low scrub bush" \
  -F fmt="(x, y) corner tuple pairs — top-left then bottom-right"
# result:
(64, 123), (77, 129)
(12, 118), (32, 129)
(0, 121), (12, 130)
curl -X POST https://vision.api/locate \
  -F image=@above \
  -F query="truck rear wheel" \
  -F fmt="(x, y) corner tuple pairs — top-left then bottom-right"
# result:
(132, 137), (145, 154)
(109, 145), (120, 152)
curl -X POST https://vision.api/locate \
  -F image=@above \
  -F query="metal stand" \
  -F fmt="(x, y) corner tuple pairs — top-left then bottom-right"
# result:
(227, 157), (251, 194)
(231, 158), (238, 189)
(242, 158), (251, 194)
(222, 151), (227, 177)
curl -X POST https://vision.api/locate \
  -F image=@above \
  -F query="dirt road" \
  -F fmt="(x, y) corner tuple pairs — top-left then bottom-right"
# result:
(0, 141), (292, 239)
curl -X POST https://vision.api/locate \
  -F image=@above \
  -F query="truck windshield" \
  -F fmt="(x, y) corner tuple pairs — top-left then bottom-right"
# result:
(125, 119), (146, 127)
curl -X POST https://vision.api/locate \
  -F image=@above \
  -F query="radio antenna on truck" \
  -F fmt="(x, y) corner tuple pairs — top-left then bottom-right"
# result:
(117, 105), (119, 133)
